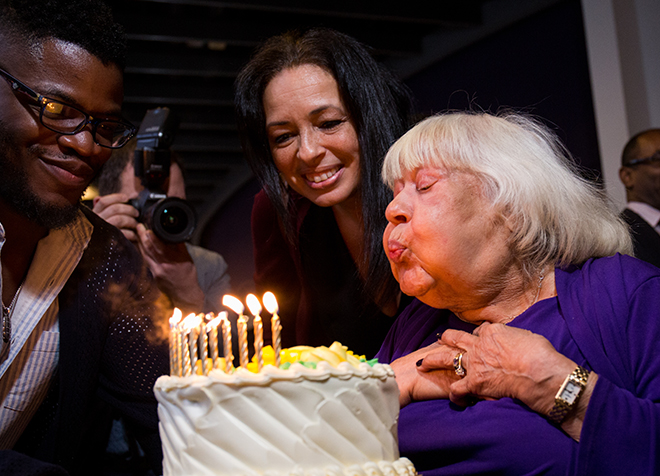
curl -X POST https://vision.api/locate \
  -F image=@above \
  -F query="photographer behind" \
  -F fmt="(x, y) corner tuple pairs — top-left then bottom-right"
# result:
(93, 109), (230, 314)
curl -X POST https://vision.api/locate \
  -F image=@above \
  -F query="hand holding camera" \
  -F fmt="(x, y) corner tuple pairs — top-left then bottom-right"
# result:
(93, 107), (207, 313)
(131, 107), (196, 244)
(93, 191), (141, 242)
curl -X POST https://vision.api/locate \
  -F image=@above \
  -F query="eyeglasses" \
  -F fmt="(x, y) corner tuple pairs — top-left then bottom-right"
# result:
(0, 67), (136, 149)
(624, 151), (660, 167)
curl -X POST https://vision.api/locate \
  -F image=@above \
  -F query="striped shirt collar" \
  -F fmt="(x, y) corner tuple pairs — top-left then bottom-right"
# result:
(0, 208), (93, 447)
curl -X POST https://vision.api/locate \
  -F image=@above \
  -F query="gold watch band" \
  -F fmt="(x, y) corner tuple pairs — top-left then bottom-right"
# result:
(548, 365), (590, 424)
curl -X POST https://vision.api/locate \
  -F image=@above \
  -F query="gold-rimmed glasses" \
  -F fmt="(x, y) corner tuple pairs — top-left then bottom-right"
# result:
(0, 66), (135, 149)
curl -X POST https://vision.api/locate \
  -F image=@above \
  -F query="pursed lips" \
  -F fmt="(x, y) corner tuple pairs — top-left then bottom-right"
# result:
(386, 238), (407, 262)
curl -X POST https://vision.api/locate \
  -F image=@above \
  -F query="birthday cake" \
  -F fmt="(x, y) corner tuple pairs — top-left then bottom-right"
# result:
(154, 342), (416, 476)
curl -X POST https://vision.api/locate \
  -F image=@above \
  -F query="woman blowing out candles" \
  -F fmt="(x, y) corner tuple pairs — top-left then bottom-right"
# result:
(234, 28), (414, 357)
(376, 111), (660, 475)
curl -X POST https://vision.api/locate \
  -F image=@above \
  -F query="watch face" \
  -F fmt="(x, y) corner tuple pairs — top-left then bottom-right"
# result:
(560, 381), (581, 404)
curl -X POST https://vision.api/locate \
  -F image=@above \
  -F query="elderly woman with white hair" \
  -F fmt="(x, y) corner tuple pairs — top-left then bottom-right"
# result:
(377, 111), (660, 475)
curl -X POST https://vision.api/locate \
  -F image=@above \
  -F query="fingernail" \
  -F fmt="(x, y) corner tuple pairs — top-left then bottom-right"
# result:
(416, 358), (423, 367)
(436, 333), (442, 340)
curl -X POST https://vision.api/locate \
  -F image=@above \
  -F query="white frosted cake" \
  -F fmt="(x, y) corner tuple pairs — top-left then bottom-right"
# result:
(154, 343), (416, 476)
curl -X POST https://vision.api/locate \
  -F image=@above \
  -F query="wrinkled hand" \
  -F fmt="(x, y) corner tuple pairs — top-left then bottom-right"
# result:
(136, 224), (205, 314)
(92, 193), (140, 242)
(418, 323), (576, 415)
(391, 342), (463, 408)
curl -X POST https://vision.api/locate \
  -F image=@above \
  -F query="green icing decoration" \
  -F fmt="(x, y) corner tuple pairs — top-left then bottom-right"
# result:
(279, 361), (317, 370)
(278, 356), (378, 370)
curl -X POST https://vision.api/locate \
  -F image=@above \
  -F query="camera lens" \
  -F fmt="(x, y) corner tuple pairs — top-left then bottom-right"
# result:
(160, 206), (188, 234)
(149, 197), (196, 243)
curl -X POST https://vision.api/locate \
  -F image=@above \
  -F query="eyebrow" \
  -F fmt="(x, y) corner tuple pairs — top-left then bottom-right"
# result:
(40, 85), (123, 118)
(265, 104), (344, 129)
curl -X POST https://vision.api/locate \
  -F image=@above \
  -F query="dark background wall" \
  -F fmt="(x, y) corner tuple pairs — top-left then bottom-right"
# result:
(405, 0), (599, 174)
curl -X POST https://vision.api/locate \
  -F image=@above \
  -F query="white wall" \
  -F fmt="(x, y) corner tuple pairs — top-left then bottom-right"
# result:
(581, 0), (660, 209)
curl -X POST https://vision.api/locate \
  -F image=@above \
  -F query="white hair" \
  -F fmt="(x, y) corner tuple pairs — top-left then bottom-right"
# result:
(382, 111), (633, 278)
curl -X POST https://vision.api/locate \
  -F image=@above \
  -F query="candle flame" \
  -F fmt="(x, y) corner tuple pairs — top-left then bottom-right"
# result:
(263, 292), (278, 314)
(222, 295), (244, 315)
(170, 307), (183, 325)
(206, 313), (224, 332)
(246, 293), (262, 317)
(182, 313), (202, 331)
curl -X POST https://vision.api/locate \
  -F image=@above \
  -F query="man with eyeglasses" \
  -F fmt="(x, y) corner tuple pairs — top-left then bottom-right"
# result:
(619, 128), (660, 268)
(0, 1), (169, 475)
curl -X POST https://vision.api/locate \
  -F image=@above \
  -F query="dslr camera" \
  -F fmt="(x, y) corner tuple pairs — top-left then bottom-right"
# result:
(131, 107), (197, 244)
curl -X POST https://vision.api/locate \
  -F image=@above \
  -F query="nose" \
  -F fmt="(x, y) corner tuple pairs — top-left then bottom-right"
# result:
(297, 128), (323, 163)
(57, 128), (104, 159)
(385, 192), (410, 225)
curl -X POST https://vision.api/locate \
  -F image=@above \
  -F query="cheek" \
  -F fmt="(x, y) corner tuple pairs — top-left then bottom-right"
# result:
(341, 133), (360, 165)
(92, 149), (113, 171)
(0, 107), (40, 142)
(382, 224), (393, 249)
(271, 150), (295, 177)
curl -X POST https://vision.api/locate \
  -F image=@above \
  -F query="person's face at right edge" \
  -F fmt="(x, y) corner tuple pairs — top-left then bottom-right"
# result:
(0, 36), (124, 228)
(623, 131), (660, 211)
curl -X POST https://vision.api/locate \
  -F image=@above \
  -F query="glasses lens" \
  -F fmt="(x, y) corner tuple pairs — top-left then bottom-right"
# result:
(95, 120), (134, 148)
(41, 99), (86, 132)
(40, 99), (134, 149)
(628, 151), (660, 167)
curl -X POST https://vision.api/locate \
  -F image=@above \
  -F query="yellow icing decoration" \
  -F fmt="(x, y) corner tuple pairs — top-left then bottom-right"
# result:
(282, 346), (315, 365)
(241, 342), (369, 373)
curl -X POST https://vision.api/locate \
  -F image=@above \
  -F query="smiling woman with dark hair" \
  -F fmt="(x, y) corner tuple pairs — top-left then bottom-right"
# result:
(377, 111), (660, 475)
(235, 28), (414, 357)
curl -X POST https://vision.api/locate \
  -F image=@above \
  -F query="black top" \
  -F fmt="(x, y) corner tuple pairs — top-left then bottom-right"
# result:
(2, 207), (169, 476)
(299, 205), (409, 358)
(252, 190), (409, 359)
(621, 208), (660, 268)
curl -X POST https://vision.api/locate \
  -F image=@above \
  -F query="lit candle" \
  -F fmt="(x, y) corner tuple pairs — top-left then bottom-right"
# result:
(175, 321), (184, 377)
(246, 294), (264, 371)
(263, 291), (281, 367)
(181, 313), (198, 376)
(183, 313), (202, 375)
(219, 312), (233, 373)
(169, 308), (183, 376)
(223, 295), (249, 369)
(182, 328), (192, 376)
(200, 314), (211, 375)
(206, 314), (222, 369)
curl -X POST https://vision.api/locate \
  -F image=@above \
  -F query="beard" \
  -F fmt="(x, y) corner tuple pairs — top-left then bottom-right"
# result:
(0, 127), (81, 229)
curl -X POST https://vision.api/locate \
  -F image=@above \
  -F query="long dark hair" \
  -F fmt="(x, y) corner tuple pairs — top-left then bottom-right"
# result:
(234, 27), (414, 307)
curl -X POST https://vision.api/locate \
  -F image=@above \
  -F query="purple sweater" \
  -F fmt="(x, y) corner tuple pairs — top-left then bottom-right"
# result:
(376, 254), (660, 475)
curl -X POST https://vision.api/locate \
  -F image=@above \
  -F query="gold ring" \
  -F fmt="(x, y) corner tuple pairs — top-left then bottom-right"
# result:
(453, 351), (466, 377)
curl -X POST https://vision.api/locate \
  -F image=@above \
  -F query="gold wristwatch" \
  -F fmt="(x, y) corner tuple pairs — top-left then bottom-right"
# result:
(548, 366), (590, 424)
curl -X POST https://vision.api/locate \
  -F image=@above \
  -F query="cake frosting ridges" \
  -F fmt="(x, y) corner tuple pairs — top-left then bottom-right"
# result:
(155, 360), (414, 476)
(158, 306), (416, 476)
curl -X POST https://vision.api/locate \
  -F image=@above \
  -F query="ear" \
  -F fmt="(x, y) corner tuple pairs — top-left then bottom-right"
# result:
(496, 203), (514, 231)
(619, 167), (634, 190)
